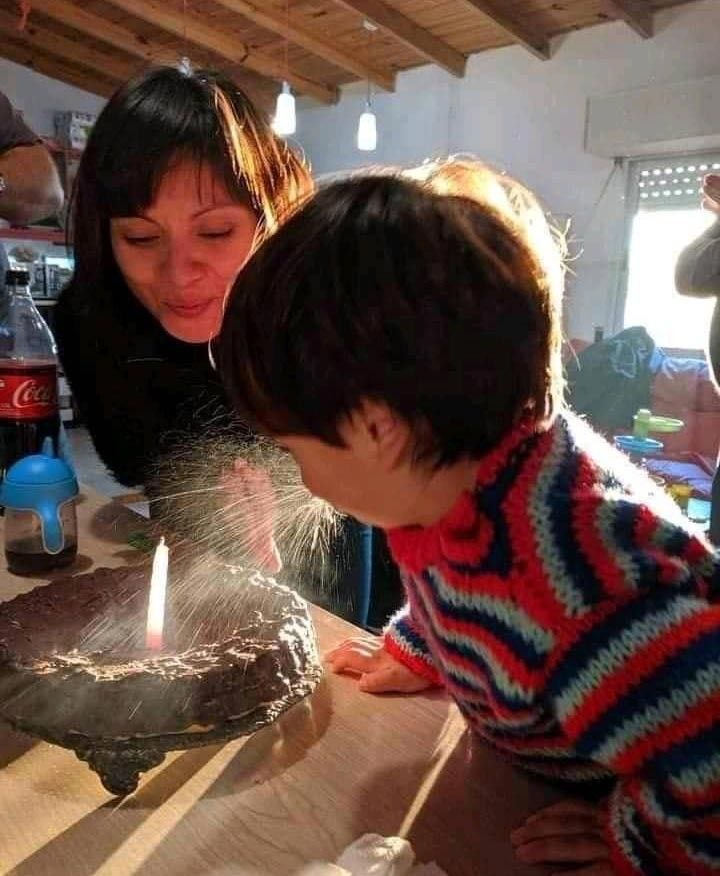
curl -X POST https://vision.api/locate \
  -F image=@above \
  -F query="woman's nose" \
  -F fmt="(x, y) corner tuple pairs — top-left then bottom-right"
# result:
(163, 241), (203, 286)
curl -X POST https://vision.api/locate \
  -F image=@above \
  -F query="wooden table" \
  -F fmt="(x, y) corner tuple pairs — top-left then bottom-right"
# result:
(0, 487), (560, 876)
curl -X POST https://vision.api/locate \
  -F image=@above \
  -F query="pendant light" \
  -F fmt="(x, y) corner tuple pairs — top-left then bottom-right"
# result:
(272, 1), (296, 136)
(357, 20), (378, 152)
(273, 81), (296, 136)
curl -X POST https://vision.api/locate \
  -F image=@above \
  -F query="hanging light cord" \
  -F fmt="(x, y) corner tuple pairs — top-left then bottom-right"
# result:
(366, 20), (373, 106)
(284, 0), (289, 83)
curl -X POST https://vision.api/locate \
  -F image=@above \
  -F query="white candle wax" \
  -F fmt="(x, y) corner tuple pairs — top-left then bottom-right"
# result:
(145, 537), (169, 650)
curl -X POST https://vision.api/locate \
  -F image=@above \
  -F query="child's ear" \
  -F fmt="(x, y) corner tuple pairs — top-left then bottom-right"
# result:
(355, 399), (410, 467)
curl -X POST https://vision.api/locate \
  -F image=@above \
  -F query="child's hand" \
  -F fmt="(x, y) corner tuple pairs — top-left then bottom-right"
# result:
(218, 458), (282, 573)
(510, 798), (611, 874)
(325, 637), (435, 693)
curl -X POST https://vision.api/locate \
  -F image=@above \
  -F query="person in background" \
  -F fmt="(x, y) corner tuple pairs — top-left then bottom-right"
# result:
(0, 89), (64, 283)
(55, 64), (375, 623)
(217, 164), (720, 876)
(675, 172), (720, 543)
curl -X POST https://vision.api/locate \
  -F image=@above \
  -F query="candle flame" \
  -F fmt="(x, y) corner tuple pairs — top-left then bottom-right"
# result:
(145, 536), (169, 650)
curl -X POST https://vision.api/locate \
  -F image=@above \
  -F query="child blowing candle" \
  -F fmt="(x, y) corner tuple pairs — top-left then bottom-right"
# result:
(215, 161), (720, 876)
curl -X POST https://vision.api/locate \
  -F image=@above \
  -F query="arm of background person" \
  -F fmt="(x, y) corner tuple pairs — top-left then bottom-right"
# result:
(0, 91), (63, 225)
(0, 143), (64, 225)
(675, 175), (720, 297)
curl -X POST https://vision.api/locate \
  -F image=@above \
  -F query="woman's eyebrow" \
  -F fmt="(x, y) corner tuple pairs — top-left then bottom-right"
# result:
(190, 203), (244, 219)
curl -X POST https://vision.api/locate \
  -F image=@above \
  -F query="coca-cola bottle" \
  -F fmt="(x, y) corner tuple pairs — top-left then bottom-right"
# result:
(0, 269), (60, 482)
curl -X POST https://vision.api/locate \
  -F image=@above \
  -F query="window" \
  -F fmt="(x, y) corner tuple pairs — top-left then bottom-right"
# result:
(622, 154), (720, 351)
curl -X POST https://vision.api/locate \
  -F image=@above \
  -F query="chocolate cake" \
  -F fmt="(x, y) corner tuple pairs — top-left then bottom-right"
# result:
(0, 565), (321, 740)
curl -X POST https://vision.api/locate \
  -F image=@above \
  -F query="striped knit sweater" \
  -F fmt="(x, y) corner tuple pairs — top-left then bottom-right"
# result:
(384, 409), (720, 876)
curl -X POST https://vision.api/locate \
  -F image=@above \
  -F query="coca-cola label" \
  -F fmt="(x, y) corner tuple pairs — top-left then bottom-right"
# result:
(0, 368), (58, 419)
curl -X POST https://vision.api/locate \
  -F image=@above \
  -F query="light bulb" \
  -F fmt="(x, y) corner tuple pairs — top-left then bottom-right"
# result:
(272, 81), (296, 136)
(357, 103), (377, 151)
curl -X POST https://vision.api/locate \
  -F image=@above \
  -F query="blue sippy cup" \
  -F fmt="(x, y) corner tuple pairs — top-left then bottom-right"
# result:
(0, 438), (79, 575)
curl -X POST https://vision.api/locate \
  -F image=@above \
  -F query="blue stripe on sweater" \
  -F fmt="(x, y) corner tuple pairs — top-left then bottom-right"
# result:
(546, 449), (607, 606)
(451, 441), (537, 578)
(547, 587), (687, 700)
(647, 722), (720, 804)
(610, 794), (663, 874)
(393, 619), (433, 659)
(620, 810), (664, 876)
(421, 570), (548, 668)
(682, 832), (720, 858)
(612, 501), (662, 592)
(649, 749), (720, 822)
(441, 638), (532, 706)
(573, 628), (720, 760)
(661, 526), (691, 558)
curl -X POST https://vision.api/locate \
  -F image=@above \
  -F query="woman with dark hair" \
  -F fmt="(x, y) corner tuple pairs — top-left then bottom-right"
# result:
(57, 64), (309, 488)
(56, 64), (374, 622)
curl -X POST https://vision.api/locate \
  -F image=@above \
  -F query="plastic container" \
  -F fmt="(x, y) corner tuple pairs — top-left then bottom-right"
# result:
(0, 437), (78, 574)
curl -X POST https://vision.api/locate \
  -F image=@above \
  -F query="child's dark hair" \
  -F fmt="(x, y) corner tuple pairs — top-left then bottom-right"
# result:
(217, 170), (564, 466)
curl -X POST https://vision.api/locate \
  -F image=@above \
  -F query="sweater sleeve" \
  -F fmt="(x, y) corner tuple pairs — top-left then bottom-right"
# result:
(384, 591), (441, 686)
(545, 510), (720, 875)
(675, 218), (720, 298)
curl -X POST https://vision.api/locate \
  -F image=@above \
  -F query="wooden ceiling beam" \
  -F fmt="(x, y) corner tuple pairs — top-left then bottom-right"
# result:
(0, 9), (136, 83)
(28, 0), (275, 109)
(332, 0), (466, 78)
(598, 0), (653, 38)
(28, 0), (177, 66)
(461, 1), (549, 60)
(213, 0), (395, 92)
(103, 0), (338, 104)
(0, 39), (116, 98)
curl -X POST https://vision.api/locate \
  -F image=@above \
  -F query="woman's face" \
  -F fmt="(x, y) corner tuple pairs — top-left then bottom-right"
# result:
(110, 160), (258, 343)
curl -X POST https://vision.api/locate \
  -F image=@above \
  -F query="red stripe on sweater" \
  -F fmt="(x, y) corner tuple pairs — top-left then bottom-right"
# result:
(410, 567), (541, 710)
(606, 780), (646, 876)
(420, 601), (543, 691)
(656, 823), (720, 876)
(383, 634), (442, 686)
(570, 473), (635, 602)
(426, 566), (512, 599)
(561, 604), (718, 745)
(503, 430), (569, 629)
(684, 534), (712, 567)
(671, 772), (720, 810)
(612, 686), (720, 776)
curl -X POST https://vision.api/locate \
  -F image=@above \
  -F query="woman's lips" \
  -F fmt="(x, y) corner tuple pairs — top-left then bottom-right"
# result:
(164, 299), (218, 318)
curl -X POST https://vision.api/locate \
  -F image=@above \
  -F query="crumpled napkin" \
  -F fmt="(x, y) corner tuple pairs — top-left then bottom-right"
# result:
(295, 834), (448, 876)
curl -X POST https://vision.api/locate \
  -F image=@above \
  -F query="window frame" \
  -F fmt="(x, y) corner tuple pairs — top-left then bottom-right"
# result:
(613, 150), (720, 349)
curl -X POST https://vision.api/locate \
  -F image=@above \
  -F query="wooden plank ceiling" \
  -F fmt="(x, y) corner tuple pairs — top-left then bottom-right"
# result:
(0, 0), (699, 110)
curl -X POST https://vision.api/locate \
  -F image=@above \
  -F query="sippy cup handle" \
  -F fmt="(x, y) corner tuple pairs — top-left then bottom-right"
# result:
(36, 498), (65, 554)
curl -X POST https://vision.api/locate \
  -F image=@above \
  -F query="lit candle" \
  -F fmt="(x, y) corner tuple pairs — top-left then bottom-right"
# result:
(145, 537), (169, 650)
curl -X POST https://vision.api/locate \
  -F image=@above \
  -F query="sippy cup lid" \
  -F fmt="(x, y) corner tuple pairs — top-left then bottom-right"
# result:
(0, 439), (79, 554)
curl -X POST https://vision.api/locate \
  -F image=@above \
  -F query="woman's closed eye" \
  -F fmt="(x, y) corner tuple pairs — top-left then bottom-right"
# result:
(198, 227), (234, 239)
(122, 234), (160, 246)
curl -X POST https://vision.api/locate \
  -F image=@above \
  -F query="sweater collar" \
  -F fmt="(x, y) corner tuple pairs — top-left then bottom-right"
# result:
(385, 416), (540, 574)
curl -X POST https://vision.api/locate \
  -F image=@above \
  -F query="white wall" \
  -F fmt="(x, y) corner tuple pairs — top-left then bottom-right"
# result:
(295, 0), (720, 341)
(0, 56), (105, 138)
